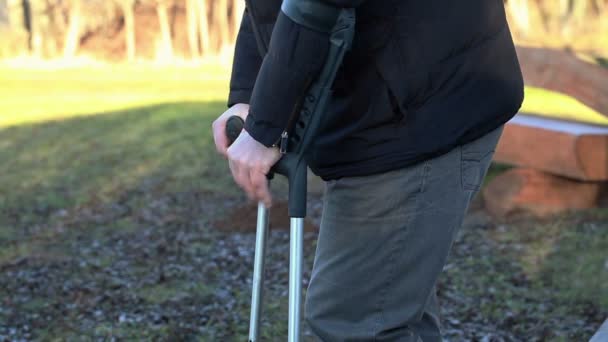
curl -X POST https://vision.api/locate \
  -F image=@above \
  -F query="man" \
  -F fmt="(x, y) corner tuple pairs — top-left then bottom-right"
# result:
(212, 0), (524, 340)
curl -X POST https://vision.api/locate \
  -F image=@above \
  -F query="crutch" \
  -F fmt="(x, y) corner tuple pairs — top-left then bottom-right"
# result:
(225, 8), (355, 342)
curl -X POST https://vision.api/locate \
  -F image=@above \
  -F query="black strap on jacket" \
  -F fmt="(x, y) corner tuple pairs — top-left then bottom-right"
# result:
(244, 0), (270, 56)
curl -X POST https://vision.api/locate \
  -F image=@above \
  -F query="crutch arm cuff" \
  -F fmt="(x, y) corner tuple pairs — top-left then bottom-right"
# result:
(281, 0), (341, 33)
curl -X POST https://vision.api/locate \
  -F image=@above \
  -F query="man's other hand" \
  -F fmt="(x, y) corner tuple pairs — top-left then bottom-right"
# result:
(212, 103), (250, 157)
(227, 130), (281, 208)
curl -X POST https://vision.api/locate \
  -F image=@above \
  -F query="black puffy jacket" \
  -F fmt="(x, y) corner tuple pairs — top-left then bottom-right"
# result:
(228, 0), (524, 180)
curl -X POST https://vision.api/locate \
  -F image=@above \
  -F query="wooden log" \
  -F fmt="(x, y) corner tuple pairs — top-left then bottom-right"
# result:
(483, 168), (605, 218)
(516, 46), (608, 118)
(495, 114), (608, 181)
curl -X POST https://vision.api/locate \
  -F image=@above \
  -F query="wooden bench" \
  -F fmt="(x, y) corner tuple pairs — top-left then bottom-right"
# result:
(482, 47), (608, 218)
(483, 114), (608, 217)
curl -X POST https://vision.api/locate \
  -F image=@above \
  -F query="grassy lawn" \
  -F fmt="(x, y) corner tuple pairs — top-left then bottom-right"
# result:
(521, 86), (608, 125)
(0, 64), (297, 340)
(0, 65), (606, 340)
(0, 64), (236, 232)
(0, 64), (229, 127)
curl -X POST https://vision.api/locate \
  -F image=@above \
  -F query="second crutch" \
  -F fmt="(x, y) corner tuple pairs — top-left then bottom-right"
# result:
(225, 5), (355, 342)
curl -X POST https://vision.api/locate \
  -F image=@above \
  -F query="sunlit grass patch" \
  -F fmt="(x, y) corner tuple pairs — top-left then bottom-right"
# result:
(521, 86), (608, 125)
(0, 64), (230, 128)
(2, 65), (607, 129)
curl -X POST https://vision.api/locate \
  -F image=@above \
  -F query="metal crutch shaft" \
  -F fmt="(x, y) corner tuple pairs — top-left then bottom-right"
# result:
(249, 202), (269, 342)
(288, 217), (304, 342)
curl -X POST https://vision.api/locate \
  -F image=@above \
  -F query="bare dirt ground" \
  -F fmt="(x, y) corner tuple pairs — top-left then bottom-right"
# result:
(1, 185), (605, 341)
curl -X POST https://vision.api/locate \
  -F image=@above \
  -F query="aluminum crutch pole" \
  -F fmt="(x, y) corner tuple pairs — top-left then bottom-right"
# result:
(288, 217), (304, 342)
(249, 202), (269, 342)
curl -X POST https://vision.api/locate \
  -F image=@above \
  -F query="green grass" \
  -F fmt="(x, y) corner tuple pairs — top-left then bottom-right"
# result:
(0, 66), (603, 236)
(1, 65), (606, 340)
(138, 281), (213, 304)
(0, 64), (229, 127)
(539, 220), (608, 308)
(521, 86), (608, 125)
(489, 217), (608, 310)
(0, 64), (235, 234)
(0, 101), (242, 239)
(1, 65), (606, 128)
(483, 163), (512, 187)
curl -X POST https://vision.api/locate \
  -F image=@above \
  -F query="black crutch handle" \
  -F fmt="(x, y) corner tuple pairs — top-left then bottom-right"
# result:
(223, 114), (306, 218)
(225, 115), (245, 145)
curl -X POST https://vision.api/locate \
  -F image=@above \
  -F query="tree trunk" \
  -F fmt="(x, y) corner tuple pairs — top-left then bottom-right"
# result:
(532, 0), (551, 33)
(21, 0), (33, 50)
(23, 0), (43, 56)
(196, 0), (210, 55)
(572, 0), (590, 24)
(0, 0), (8, 27)
(63, 0), (81, 58)
(507, 0), (531, 36)
(214, 0), (229, 51)
(559, 0), (575, 35)
(121, 0), (136, 61)
(156, 0), (173, 60)
(48, 1), (68, 56)
(186, 0), (199, 58)
(231, 0), (245, 41)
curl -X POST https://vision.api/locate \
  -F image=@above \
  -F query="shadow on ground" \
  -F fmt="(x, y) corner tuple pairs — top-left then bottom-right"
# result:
(0, 103), (606, 340)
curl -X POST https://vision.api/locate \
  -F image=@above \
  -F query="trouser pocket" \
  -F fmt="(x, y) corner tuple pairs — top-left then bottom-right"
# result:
(460, 126), (504, 192)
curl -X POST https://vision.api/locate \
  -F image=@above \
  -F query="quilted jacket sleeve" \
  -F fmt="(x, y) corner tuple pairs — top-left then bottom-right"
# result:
(245, 0), (364, 147)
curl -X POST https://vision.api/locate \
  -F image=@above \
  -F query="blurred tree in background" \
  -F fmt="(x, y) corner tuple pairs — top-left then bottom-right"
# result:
(0, 0), (606, 61)
(505, 0), (608, 55)
(0, 0), (242, 60)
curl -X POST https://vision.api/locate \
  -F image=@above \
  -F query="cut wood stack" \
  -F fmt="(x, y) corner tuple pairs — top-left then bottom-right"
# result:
(484, 114), (608, 218)
(483, 47), (608, 218)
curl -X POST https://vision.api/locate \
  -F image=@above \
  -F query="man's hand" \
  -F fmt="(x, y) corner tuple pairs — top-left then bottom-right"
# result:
(227, 130), (281, 208)
(212, 103), (250, 157)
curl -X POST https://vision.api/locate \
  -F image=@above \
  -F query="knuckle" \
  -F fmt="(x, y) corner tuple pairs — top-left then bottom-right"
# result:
(251, 176), (263, 188)
(242, 157), (253, 167)
(260, 162), (272, 173)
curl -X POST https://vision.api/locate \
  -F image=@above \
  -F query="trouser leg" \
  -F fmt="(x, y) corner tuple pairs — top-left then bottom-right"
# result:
(305, 127), (503, 341)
